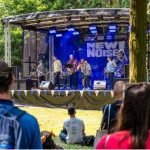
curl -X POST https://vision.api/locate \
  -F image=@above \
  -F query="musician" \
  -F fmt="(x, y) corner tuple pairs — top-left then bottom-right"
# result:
(77, 58), (85, 87)
(53, 56), (62, 89)
(37, 60), (45, 84)
(83, 59), (91, 90)
(105, 57), (116, 90)
(67, 54), (78, 89)
(115, 50), (127, 77)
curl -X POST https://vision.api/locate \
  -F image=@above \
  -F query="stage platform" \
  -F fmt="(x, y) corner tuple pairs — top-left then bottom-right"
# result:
(11, 90), (115, 110)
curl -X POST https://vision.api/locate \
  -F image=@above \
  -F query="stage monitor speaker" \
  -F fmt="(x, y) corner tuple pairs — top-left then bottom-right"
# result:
(93, 80), (106, 90)
(39, 81), (55, 90)
(26, 78), (38, 90)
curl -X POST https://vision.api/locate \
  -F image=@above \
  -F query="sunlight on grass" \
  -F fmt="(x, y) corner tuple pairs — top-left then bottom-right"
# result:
(20, 106), (102, 136)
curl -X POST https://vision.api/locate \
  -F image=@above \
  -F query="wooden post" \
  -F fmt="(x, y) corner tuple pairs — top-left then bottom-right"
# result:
(129, 0), (147, 82)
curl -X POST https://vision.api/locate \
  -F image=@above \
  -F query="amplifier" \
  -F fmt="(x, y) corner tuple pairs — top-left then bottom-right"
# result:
(39, 81), (55, 90)
(93, 80), (106, 90)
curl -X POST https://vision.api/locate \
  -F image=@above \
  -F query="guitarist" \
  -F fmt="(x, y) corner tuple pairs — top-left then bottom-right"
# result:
(67, 54), (78, 89)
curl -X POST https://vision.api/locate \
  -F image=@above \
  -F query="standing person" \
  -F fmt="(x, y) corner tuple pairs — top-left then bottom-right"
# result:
(37, 60), (45, 85)
(0, 61), (42, 149)
(53, 56), (62, 89)
(83, 59), (91, 90)
(96, 83), (150, 149)
(77, 58), (85, 88)
(100, 81), (125, 133)
(67, 54), (78, 89)
(59, 105), (85, 144)
(105, 57), (116, 90)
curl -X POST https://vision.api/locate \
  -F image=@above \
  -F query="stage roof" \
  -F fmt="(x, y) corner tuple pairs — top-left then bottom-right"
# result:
(1, 8), (130, 31)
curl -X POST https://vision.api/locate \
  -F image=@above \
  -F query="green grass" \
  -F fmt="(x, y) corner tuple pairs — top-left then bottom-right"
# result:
(20, 106), (102, 149)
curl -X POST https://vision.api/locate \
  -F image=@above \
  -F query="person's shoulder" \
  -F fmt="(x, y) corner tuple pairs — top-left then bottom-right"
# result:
(18, 109), (38, 126)
(102, 104), (111, 111)
(109, 131), (130, 139)
(64, 118), (70, 124)
(75, 118), (84, 124)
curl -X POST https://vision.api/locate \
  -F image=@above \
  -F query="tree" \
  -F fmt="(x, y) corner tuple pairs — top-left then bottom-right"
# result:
(129, 0), (147, 82)
(0, 0), (130, 65)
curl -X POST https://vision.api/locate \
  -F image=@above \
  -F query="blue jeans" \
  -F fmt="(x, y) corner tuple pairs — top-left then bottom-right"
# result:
(107, 72), (114, 90)
(59, 132), (67, 143)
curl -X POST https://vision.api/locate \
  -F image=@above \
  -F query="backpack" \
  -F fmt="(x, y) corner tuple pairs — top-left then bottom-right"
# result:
(41, 131), (63, 149)
(81, 135), (95, 146)
(0, 106), (26, 149)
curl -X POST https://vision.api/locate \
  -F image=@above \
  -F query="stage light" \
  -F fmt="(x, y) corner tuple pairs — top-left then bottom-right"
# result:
(73, 31), (79, 35)
(49, 27), (56, 34)
(108, 24), (117, 33)
(68, 27), (75, 32)
(89, 25), (97, 30)
(56, 34), (62, 37)
(91, 30), (97, 34)
(148, 29), (150, 33)
(49, 29), (56, 34)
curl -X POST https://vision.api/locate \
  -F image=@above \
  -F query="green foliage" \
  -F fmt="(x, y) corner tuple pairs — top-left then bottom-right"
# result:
(0, 0), (131, 65)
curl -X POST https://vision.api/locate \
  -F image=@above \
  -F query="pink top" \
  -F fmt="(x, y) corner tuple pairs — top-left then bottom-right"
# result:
(96, 131), (150, 149)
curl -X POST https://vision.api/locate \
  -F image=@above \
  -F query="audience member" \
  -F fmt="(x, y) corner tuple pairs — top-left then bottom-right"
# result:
(97, 83), (150, 149)
(59, 105), (85, 144)
(0, 61), (42, 149)
(100, 81), (125, 133)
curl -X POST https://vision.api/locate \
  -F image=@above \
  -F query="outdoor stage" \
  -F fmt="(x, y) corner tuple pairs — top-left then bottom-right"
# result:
(11, 90), (114, 110)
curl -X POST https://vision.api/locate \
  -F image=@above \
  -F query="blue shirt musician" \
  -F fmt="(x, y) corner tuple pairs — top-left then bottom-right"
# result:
(105, 57), (116, 90)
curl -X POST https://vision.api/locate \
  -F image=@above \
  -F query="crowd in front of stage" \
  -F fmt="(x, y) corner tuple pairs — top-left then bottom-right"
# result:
(0, 60), (150, 149)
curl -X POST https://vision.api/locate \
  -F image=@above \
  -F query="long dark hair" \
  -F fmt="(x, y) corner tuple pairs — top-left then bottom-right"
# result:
(117, 83), (150, 149)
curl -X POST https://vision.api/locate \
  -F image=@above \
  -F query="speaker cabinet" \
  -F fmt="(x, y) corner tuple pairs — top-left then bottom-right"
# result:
(93, 80), (106, 90)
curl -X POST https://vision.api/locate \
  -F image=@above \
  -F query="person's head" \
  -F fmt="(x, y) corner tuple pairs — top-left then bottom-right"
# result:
(0, 61), (13, 94)
(107, 57), (112, 62)
(80, 58), (84, 64)
(69, 54), (74, 60)
(117, 83), (150, 149)
(117, 50), (125, 60)
(84, 59), (88, 64)
(68, 105), (76, 117)
(39, 60), (42, 64)
(113, 81), (125, 99)
(53, 56), (57, 61)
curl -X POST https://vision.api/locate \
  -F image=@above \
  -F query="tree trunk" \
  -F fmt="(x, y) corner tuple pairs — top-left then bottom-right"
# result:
(129, 0), (147, 83)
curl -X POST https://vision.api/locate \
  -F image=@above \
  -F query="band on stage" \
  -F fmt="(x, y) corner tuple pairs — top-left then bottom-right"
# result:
(36, 50), (126, 90)
(36, 54), (92, 90)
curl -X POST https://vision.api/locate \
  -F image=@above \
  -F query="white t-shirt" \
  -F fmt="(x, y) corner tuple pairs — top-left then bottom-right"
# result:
(64, 117), (84, 144)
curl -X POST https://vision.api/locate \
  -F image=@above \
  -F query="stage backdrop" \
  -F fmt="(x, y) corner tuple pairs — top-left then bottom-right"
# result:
(54, 31), (129, 87)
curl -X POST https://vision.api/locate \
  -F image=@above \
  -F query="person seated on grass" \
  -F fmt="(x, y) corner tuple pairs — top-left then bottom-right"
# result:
(97, 83), (150, 149)
(101, 81), (125, 133)
(59, 105), (85, 144)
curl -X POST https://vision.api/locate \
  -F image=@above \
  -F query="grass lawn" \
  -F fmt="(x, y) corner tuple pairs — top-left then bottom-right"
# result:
(20, 106), (102, 149)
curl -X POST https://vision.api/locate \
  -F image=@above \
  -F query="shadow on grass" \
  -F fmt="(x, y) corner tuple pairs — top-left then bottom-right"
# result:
(54, 136), (93, 149)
